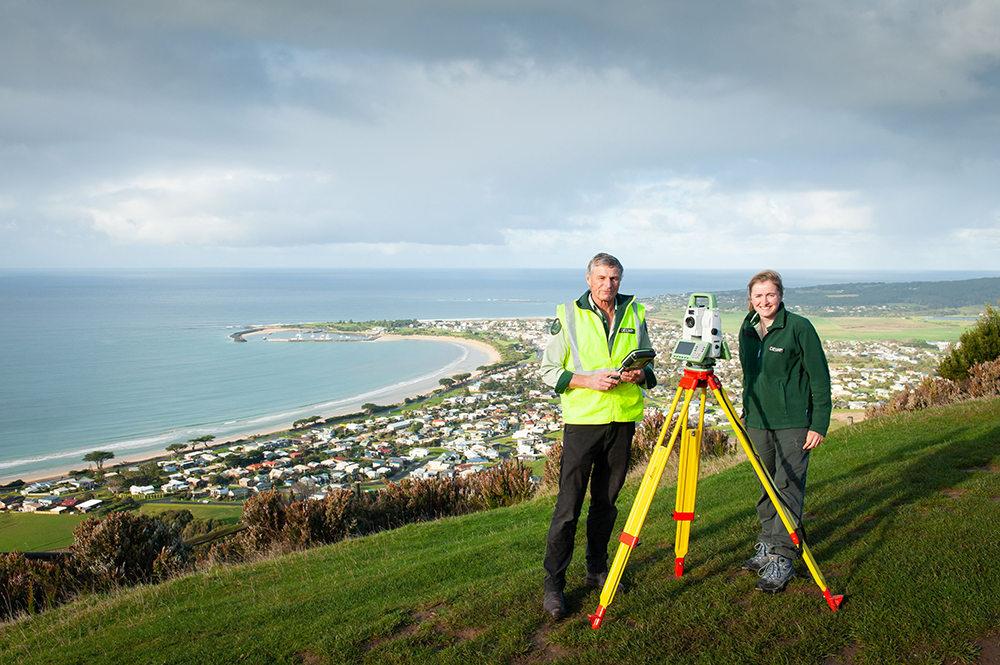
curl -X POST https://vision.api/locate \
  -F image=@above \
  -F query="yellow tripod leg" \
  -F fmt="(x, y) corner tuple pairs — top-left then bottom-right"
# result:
(673, 387), (706, 577)
(709, 378), (843, 611)
(589, 385), (694, 629)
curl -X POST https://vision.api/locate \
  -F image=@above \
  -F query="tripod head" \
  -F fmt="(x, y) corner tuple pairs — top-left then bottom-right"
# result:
(670, 293), (732, 366)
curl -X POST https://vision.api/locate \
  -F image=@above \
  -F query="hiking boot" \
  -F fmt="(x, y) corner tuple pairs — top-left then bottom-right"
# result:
(754, 554), (795, 593)
(543, 590), (565, 619)
(741, 542), (769, 572)
(585, 570), (625, 595)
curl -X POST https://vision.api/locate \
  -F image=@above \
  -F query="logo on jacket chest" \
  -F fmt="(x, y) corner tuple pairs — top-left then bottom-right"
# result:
(768, 346), (784, 353)
(619, 328), (635, 334)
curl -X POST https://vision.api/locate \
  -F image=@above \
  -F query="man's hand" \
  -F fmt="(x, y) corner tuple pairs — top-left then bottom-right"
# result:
(569, 370), (622, 392)
(803, 431), (824, 450)
(619, 368), (645, 384)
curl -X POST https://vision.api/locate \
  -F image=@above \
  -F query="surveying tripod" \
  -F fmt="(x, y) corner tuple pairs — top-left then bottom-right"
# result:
(588, 362), (843, 629)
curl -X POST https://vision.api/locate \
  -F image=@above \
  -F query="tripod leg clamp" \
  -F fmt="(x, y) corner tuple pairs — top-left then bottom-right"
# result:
(619, 532), (639, 548)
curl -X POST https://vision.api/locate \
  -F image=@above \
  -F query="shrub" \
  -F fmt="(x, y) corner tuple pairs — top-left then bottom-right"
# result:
(701, 428), (735, 457)
(0, 553), (77, 621)
(542, 439), (562, 488)
(472, 459), (535, 509)
(319, 490), (361, 543)
(156, 509), (195, 529)
(963, 357), (1000, 398)
(283, 497), (339, 550)
(238, 462), (537, 555)
(866, 376), (963, 419)
(240, 490), (288, 551)
(631, 410), (667, 471)
(69, 512), (189, 587)
(369, 477), (473, 530)
(938, 303), (1000, 381)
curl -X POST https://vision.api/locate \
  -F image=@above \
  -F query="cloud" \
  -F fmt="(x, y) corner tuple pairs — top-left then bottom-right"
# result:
(500, 177), (878, 267)
(0, 1), (999, 269)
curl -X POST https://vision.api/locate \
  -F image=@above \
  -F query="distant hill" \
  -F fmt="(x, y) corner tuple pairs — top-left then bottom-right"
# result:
(706, 276), (1000, 311)
(3, 398), (999, 664)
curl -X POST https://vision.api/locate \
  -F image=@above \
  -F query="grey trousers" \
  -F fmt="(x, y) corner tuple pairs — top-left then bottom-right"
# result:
(543, 422), (634, 593)
(747, 426), (810, 560)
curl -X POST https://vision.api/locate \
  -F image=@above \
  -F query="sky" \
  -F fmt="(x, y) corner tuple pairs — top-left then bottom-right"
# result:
(2, 1), (1000, 271)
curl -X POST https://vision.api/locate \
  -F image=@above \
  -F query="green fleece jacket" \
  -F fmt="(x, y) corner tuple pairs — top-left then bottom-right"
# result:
(739, 303), (832, 435)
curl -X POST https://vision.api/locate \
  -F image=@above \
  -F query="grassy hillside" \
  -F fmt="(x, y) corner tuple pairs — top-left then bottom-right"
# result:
(2, 399), (999, 665)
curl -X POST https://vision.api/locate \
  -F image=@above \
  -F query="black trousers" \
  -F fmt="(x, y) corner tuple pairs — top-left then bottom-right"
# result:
(543, 422), (634, 593)
(747, 426), (810, 560)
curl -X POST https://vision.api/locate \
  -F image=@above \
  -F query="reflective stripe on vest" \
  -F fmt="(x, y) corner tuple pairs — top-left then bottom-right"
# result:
(557, 298), (646, 424)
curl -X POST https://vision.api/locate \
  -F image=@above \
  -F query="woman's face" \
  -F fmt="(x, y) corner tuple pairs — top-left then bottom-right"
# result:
(750, 280), (783, 322)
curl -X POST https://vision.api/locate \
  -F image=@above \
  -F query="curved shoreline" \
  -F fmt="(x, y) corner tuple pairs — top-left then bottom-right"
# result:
(0, 335), (502, 487)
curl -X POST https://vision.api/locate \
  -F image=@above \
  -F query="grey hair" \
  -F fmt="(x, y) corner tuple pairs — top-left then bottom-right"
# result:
(587, 253), (623, 276)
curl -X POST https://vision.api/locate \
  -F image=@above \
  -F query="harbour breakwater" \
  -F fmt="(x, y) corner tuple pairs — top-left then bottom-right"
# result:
(229, 328), (378, 343)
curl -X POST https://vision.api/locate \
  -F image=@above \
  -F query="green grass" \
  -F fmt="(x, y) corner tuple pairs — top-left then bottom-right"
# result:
(3, 399), (1000, 664)
(138, 502), (243, 524)
(0, 513), (88, 552)
(523, 458), (546, 477)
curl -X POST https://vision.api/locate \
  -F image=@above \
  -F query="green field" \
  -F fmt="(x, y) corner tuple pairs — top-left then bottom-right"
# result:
(0, 503), (245, 552)
(522, 458), (546, 477)
(138, 501), (243, 524)
(0, 512), (88, 552)
(805, 315), (973, 342)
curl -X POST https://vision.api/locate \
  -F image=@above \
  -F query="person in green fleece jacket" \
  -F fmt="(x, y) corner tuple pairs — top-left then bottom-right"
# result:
(739, 269), (831, 593)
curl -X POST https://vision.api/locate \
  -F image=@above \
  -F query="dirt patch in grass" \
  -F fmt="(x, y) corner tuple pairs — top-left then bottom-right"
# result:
(978, 633), (1000, 665)
(511, 625), (580, 664)
(823, 642), (860, 665)
(363, 603), (449, 651)
(411, 606), (442, 623)
(942, 488), (966, 498)
(452, 626), (485, 644)
(294, 652), (328, 665)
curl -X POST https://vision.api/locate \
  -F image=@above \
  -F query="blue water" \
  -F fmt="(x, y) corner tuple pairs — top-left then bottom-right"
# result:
(1, 268), (997, 481)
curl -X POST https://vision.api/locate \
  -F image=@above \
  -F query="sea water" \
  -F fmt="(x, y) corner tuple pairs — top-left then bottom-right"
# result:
(1, 268), (995, 482)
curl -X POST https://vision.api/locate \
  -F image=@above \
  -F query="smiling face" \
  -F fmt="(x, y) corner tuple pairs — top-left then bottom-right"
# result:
(750, 280), (783, 324)
(586, 264), (622, 308)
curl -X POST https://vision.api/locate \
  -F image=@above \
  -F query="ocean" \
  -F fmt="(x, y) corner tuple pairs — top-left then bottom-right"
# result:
(1, 268), (995, 482)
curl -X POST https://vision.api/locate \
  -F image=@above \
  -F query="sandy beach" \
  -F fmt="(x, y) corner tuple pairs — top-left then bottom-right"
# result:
(1, 334), (501, 487)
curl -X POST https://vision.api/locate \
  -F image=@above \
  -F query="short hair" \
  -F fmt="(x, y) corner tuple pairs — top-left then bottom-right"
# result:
(747, 270), (784, 311)
(587, 253), (623, 276)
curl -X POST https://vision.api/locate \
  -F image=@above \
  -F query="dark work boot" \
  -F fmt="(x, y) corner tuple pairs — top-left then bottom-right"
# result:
(543, 591), (565, 619)
(585, 570), (625, 594)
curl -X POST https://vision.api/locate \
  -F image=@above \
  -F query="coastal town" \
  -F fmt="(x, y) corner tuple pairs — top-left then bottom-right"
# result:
(2, 312), (952, 519)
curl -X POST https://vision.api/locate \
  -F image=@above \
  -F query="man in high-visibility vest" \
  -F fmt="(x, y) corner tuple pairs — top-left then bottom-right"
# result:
(538, 253), (656, 620)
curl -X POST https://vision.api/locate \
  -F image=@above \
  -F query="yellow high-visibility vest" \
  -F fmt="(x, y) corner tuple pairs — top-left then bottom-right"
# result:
(557, 297), (646, 424)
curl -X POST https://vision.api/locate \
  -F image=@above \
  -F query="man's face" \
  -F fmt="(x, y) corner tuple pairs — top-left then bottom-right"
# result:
(586, 265), (622, 305)
(750, 280), (783, 322)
